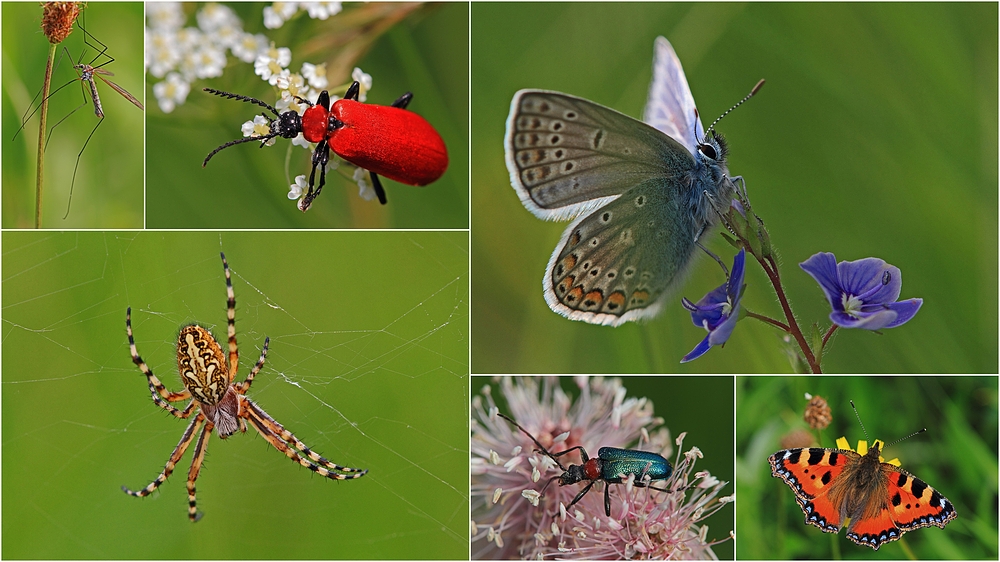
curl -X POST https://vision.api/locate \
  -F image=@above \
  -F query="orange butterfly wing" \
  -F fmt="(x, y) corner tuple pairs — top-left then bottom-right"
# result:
(769, 448), (856, 533)
(845, 465), (958, 549)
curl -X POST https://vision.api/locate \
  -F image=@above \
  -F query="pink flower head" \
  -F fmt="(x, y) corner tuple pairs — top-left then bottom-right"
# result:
(471, 377), (733, 559)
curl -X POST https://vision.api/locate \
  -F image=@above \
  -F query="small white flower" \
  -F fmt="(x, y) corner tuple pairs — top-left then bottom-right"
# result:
(197, 3), (240, 32)
(175, 27), (203, 51)
(192, 43), (227, 79)
(255, 43), (292, 82)
(354, 167), (376, 201)
(147, 29), (182, 78)
(147, 3), (185, 31)
(232, 32), (269, 63)
(152, 72), (190, 113)
(291, 133), (312, 149)
(263, 2), (299, 29)
(301, 62), (328, 89)
(351, 67), (372, 101)
(302, 1), (342, 20)
(271, 68), (293, 89)
(288, 175), (308, 200)
(212, 23), (243, 51)
(244, 115), (273, 136)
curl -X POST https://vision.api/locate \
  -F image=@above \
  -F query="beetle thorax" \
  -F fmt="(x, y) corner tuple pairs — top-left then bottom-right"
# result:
(560, 464), (587, 486)
(271, 110), (303, 139)
(176, 325), (230, 405)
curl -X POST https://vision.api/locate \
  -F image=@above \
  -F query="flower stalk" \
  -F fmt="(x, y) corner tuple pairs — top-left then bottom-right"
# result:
(35, 2), (81, 228)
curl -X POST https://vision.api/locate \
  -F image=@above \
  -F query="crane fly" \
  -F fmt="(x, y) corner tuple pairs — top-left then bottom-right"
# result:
(73, 63), (144, 118)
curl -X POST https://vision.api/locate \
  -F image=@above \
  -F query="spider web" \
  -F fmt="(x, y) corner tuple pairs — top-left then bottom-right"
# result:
(1, 231), (469, 559)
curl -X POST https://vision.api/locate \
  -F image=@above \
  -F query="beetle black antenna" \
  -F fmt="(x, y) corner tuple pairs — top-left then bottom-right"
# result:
(203, 134), (279, 166)
(705, 79), (764, 137)
(496, 413), (567, 471)
(204, 88), (280, 118)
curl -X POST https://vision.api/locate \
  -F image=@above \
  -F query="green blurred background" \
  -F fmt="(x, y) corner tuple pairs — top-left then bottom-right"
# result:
(473, 375), (735, 560)
(737, 376), (998, 559)
(471, 3), (998, 373)
(2, 231), (468, 558)
(146, 2), (468, 228)
(3, 2), (144, 228)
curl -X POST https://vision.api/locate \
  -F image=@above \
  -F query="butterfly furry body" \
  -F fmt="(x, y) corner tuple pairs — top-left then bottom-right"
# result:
(505, 37), (737, 326)
(769, 443), (957, 550)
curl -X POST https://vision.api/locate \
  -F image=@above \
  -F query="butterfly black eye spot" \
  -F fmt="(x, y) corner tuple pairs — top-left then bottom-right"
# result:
(624, 267), (635, 277)
(554, 149), (564, 158)
(589, 268), (600, 277)
(591, 129), (604, 149)
(562, 161), (574, 172)
(588, 238), (599, 247)
(563, 111), (577, 119)
(582, 261), (591, 271)
(606, 270), (616, 279)
(698, 143), (718, 160)
(601, 212), (612, 223)
(635, 195), (646, 207)
(551, 121), (563, 131)
(549, 134), (561, 145)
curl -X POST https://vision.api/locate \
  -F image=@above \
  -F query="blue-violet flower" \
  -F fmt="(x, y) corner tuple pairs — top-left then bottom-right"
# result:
(681, 249), (746, 363)
(799, 252), (922, 330)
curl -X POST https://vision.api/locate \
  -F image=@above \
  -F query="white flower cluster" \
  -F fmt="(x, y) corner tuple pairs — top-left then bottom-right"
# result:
(146, 2), (376, 207)
(147, 3), (269, 113)
(263, 2), (343, 29)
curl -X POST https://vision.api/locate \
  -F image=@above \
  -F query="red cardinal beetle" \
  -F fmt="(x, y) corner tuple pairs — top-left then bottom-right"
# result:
(203, 81), (448, 211)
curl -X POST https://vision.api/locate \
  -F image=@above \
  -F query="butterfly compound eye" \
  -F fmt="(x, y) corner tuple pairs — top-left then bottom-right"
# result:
(698, 143), (718, 160)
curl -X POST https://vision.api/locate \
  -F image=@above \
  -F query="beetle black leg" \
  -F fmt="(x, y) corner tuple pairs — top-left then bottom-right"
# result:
(300, 141), (330, 211)
(391, 92), (413, 109)
(548, 445), (589, 462)
(345, 81), (360, 101)
(564, 480), (596, 513)
(370, 172), (388, 205)
(604, 481), (612, 517)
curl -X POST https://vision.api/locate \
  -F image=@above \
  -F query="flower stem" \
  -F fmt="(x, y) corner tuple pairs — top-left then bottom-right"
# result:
(757, 253), (822, 373)
(745, 310), (788, 332)
(821, 324), (838, 349)
(35, 42), (58, 229)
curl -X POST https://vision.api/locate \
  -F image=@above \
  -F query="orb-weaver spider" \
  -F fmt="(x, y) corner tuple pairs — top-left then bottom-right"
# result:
(122, 252), (367, 521)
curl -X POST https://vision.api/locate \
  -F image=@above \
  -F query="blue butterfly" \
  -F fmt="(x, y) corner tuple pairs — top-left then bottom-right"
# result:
(505, 37), (756, 326)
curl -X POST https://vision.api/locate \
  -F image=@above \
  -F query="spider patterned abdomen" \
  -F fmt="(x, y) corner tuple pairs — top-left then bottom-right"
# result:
(177, 325), (230, 405)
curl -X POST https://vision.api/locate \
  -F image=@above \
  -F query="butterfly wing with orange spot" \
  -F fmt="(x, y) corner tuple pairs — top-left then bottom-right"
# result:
(769, 448), (857, 533)
(845, 464), (958, 549)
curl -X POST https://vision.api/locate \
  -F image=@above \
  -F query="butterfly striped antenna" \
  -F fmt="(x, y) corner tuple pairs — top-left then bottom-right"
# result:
(705, 79), (765, 138)
(884, 428), (928, 449)
(849, 399), (871, 441)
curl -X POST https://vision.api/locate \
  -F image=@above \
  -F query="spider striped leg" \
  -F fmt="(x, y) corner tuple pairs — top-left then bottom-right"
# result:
(123, 413), (204, 499)
(220, 252), (238, 381)
(186, 422), (213, 522)
(234, 336), (269, 394)
(243, 399), (368, 479)
(127, 307), (191, 416)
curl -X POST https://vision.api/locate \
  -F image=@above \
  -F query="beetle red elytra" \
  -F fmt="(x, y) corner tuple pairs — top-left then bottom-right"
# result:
(203, 81), (448, 211)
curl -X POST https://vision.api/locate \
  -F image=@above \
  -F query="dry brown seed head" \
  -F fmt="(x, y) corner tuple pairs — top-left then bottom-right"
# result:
(41, 2), (80, 44)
